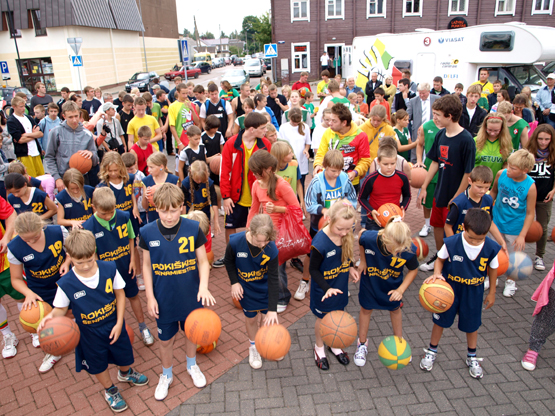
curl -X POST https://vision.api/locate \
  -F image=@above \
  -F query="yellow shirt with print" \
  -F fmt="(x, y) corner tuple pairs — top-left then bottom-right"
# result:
(238, 141), (255, 207)
(127, 115), (160, 151)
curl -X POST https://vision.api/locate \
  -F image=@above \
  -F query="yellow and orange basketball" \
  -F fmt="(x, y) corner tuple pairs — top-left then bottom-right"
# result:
(255, 324), (291, 361)
(197, 341), (217, 354)
(19, 301), (52, 333)
(184, 308), (222, 346)
(319, 311), (357, 349)
(419, 280), (455, 314)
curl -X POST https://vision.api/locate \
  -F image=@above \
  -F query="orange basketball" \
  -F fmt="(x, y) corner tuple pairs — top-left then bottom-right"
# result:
(232, 297), (242, 309)
(376, 203), (403, 228)
(126, 323), (134, 344)
(184, 308), (222, 346)
(69, 153), (92, 174)
(319, 310), (357, 349)
(210, 155), (221, 175)
(207, 251), (214, 265)
(318, 216), (328, 230)
(525, 221), (543, 243)
(496, 250), (509, 276)
(19, 301), (52, 333)
(146, 184), (161, 206)
(410, 167), (427, 189)
(552, 225), (555, 242)
(39, 316), (80, 356)
(419, 280), (455, 314)
(255, 324), (291, 361)
(197, 341), (217, 354)
(412, 237), (429, 261)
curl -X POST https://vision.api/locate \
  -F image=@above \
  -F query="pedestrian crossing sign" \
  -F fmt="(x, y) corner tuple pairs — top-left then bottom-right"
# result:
(264, 44), (278, 58)
(71, 56), (83, 67)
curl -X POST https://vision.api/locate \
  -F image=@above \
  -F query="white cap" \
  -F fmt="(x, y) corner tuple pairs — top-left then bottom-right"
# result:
(547, 73), (555, 80)
(102, 102), (118, 112)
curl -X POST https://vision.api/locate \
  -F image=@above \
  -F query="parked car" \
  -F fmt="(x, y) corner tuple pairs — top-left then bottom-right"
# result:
(0, 86), (33, 116)
(244, 59), (265, 77)
(213, 58), (225, 68)
(222, 69), (250, 89)
(224, 57), (231, 65)
(263, 58), (272, 70)
(230, 55), (238, 63)
(193, 62), (212, 74)
(541, 61), (555, 77)
(233, 58), (244, 66)
(164, 66), (201, 81)
(125, 71), (159, 92)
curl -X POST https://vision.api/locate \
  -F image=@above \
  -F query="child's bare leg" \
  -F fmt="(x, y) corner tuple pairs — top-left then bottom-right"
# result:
(433, 226), (443, 251)
(358, 307), (373, 343)
(128, 295), (145, 323)
(185, 336), (197, 358)
(302, 256), (310, 282)
(314, 318), (323, 347)
(246, 316), (258, 340)
(134, 246), (142, 275)
(423, 207), (431, 219)
(430, 324), (444, 346)
(390, 308), (403, 338)
(159, 337), (175, 368)
(466, 331), (478, 350)
(215, 185), (221, 209)
(96, 369), (114, 389)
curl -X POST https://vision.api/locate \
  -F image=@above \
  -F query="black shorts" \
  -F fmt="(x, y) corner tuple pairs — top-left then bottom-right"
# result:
(225, 204), (249, 229)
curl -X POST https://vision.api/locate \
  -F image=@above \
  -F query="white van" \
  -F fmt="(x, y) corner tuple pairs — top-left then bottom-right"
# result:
(345, 23), (555, 96)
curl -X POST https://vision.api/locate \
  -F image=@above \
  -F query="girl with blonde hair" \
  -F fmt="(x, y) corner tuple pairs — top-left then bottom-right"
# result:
(474, 112), (513, 180)
(141, 152), (179, 223)
(56, 168), (94, 228)
(497, 101), (529, 150)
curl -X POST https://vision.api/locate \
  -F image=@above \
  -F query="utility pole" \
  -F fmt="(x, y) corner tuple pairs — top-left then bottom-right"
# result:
(194, 16), (201, 48)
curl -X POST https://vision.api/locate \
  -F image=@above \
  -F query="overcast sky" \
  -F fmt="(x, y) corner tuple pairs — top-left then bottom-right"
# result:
(176, 0), (271, 38)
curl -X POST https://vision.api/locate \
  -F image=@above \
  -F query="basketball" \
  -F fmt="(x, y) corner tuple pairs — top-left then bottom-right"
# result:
(319, 310), (357, 349)
(197, 341), (217, 354)
(126, 323), (134, 344)
(39, 316), (80, 356)
(378, 336), (412, 370)
(255, 324), (291, 361)
(69, 153), (92, 174)
(209, 156), (221, 175)
(207, 251), (214, 265)
(525, 221), (543, 243)
(506, 252), (533, 281)
(497, 250), (509, 276)
(376, 203), (403, 228)
(419, 280), (455, 314)
(19, 301), (52, 333)
(552, 225), (555, 242)
(184, 308), (222, 346)
(318, 216), (328, 230)
(232, 297), (242, 309)
(146, 184), (160, 206)
(299, 87), (310, 99)
(412, 237), (429, 261)
(410, 167), (427, 189)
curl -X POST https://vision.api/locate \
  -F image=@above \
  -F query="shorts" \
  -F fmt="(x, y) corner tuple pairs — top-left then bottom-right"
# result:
(422, 182), (436, 210)
(430, 199), (449, 228)
(432, 280), (483, 333)
(500, 233), (518, 245)
(358, 276), (401, 312)
(311, 307), (344, 320)
(18, 155), (45, 178)
(120, 270), (139, 299)
(156, 320), (185, 341)
(243, 308), (268, 318)
(0, 269), (23, 300)
(225, 203), (249, 229)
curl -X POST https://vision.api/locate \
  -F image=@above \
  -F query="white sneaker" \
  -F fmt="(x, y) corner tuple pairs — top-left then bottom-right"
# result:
(294, 280), (310, 301)
(354, 342), (368, 367)
(155, 375), (173, 401)
(420, 348), (437, 371)
(249, 345), (262, 369)
(2, 333), (18, 358)
(39, 354), (61, 373)
(484, 277), (499, 291)
(535, 257), (546, 271)
(218, 207), (225, 216)
(137, 276), (145, 291)
(466, 356), (484, 379)
(187, 364), (206, 388)
(503, 279), (517, 298)
(31, 333), (40, 348)
(277, 303), (287, 313)
(419, 224), (432, 237)
(141, 328), (155, 346)
(419, 254), (437, 272)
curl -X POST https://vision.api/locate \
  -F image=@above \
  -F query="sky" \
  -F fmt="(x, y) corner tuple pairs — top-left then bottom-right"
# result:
(176, 0), (271, 39)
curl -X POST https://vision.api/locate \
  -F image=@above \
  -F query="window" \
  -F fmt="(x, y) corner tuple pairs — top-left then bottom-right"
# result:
(403, 0), (422, 17)
(367, 0), (386, 17)
(291, 43), (310, 73)
(532, 0), (553, 14)
(30, 10), (47, 37)
(495, 0), (516, 15)
(291, 0), (310, 21)
(4, 12), (21, 38)
(448, 0), (468, 15)
(479, 31), (514, 51)
(326, 0), (344, 19)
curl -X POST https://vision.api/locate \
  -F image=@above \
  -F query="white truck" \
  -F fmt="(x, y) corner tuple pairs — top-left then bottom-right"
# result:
(345, 23), (555, 96)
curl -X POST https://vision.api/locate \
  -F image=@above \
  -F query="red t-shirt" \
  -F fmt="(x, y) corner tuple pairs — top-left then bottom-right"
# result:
(0, 197), (14, 272)
(291, 82), (312, 92)
(131, 143), (154, 175)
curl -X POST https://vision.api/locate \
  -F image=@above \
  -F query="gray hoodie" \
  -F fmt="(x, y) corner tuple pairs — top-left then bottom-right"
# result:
(44, 121), (99, 181)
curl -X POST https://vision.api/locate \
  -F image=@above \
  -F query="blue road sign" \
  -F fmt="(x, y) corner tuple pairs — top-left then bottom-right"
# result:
(0, 62), (8, 74)
(264, 44), (278, 58)
(71, 56), (83, 67)
(181, 40), (189, 63)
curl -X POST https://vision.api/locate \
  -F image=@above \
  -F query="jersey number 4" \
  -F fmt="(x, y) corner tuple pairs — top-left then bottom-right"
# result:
(105, 278), (113, 293)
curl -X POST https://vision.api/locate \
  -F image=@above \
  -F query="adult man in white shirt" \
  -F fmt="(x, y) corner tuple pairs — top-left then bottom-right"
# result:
(407, 82), (439, 163)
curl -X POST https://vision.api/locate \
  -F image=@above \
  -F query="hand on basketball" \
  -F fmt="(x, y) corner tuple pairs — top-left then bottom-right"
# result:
(388, 289), (403, 302)
(263, 311), (278, 326)
(198, 287), (216, 306)
(37, 313), (53, 332)
(513, 235), (526, 252)
(78, 150), (93, 159)
(371, 210), (381, 226)
(417, 189), (427, 209)
(147, 297), (159, 319)
(349, 267), (360, 283)
(484, 292), (495, 310)
(109, 322), (122, 345)
(322, 288), (343, 301)
(424, 274), (445, 284)
(224, 198), (235, 215)
(413, 162), (425, 168)
(314, 166), (323, 175)
(23, 293), (43, 310)
(231, 283), (243, 300)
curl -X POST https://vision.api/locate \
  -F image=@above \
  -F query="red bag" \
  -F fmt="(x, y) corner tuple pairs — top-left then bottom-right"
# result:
(276, 206), (311, 265)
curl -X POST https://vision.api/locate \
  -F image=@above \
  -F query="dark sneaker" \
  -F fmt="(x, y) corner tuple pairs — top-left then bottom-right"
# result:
(104, 387), (128, 412)
(419, 253), (438, 272)
(213, 258), (225, 268)
(290, 258), (304, 273)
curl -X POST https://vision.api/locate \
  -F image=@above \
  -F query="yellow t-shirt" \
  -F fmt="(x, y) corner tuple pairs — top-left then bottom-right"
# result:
(237, 141), (254, 207)
(127, 115), (160, 151)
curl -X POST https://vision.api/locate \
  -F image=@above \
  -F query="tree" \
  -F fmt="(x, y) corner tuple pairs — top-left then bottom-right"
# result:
(200, 31), (215, 40)
(182, 28), (195, 40)
(229, 45), (240, 56)
(242, 15), (259, 46)
(220, 31), (227, 39)
(253, 12), (272, 46)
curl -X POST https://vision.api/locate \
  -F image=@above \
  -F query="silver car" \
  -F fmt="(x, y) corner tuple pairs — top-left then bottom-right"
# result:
(222, 69), (250, 89)
(244, 59), (264, 77)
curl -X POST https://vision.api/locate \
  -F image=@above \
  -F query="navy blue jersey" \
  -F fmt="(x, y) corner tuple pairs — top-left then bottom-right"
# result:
(229, 231), (279, 312)
(29, 177), (42, 189)
(142, 174), (179, 223)
(8, 225), (66, 305)
(182, 176), (214, 219)
(446, 190), (493, 234)
(8, 188), (49, 215)
(309, 230), (350, 314)
(141, 218), (202, 323)
(56, 186), (94, 222)
(97, 175), (134, 213)
(359, 230), (418, 311)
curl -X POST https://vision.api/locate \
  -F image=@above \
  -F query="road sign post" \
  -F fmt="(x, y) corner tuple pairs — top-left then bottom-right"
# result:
(71, 55), (83, 93)
(68, 38), (83, 93)
(0, 61), (10, 82)
(180, 39), (189, 82)
(264, 44), (278, 84)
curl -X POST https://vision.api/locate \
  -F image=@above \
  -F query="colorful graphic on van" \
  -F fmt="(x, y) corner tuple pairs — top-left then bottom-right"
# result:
(356, 39), (403, 89)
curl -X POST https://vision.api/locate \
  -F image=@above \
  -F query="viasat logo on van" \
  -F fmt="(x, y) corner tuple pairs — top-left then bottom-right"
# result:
(438, 37), (464, 44)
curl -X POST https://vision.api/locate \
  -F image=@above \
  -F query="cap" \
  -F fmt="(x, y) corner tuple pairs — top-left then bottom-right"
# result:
(547, 73), (555, 80)
(102, 102), (118, 112)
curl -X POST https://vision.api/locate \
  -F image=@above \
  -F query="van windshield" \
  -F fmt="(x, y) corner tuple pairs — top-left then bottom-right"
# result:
(505, 65), (545, 87)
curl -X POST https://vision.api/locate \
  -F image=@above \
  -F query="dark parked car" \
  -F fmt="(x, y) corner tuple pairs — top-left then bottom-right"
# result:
(234, 58), (244, 66)
(0, 87), (33, 115)
(193, 62), (212, 74)
(125, 71), (159, 92)
(263, 58), (272, 70)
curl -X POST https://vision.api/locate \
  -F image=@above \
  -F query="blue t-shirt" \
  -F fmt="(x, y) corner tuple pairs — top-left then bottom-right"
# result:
(323, 175), (342, 209)
(492, 170), (535, 235)
(446, 189), (493, 235)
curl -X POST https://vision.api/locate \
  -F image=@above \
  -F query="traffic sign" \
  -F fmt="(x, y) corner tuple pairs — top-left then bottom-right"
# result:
(264, 43), (278, 58)
(71, 56), (83, 67)
(180, 39), (189, 63)
(67, 37), (83, 55)
(0, 61), (9, 81)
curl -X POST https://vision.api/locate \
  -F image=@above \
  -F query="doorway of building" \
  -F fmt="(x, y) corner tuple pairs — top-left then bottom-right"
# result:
(324, 44), (344, 78)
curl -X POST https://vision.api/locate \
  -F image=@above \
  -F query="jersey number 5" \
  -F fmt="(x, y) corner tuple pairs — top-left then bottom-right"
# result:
(479, 258), (488, 272)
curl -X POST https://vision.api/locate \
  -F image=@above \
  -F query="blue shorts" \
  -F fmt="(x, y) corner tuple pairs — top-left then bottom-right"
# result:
(120, 270), (139, 299)
(311, 307), (344, 320)
(243, 308), (268, 318)
(358, 273), (401, 312)
(75, 320), (134, 374)
(156, 320), (185, 341)
(225, 204), (249, 229)
(432, 280), (483, 333)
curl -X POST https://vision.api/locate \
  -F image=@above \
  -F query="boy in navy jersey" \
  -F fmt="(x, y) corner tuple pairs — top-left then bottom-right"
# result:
(39, 230), (149, 413)
(139, 183), (215, 401)
(83, 188), (154, 346)
(420, 209), (501, 379)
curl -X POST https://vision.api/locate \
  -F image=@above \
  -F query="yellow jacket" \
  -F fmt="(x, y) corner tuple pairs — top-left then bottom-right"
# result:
(360, 120), (396, 164)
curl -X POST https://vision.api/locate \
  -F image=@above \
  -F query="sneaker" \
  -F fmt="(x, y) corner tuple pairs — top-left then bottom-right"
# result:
(249, 345), (262, 369)
(104, 387), (128, 412)
(117, 368), (149, 386)
(213, 257), (225, 268)
(419, 224), (432, 237)
(277, 303), (287, 313)
(521, 350), (538, 371)
(419, 253), (438, 272)
(31, 333), (40, 348)
(535, 257), (546, 271)
(294, 280), (310, 301)
(141, 328), (155, 346)
(2, 334), (18, 358)
(154, 375), (173, 401)
(420, 348), (437, 372)
(484, 277), (499, 291)
(290, 258), (304, 273)
(354, 342), (368, 367)
(187, 364), (207, 388)
(218, 207), (225, 217)
(137, 277), (145, 291)
(503, 279), (517, 298)
(466, 356), (484, 379)
(39, 354), (61, 373)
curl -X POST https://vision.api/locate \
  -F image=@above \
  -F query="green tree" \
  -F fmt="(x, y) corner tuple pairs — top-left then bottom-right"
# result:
(229, 45), (239, 56)
(242, 15), (259, 45)
(182, 28), (195, 40)
(220, 31), (227, 39)
(201, 31), (215, 39)
(253, 12), (272, 46)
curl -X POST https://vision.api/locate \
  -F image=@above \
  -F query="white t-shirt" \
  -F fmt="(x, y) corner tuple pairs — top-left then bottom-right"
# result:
(14, 114), (39, 156)
(278, 122), (311, 175)
(315, 96), (333, 126)
(311, 124), (327, 150)
(53, 268), (125, 308)
(466, 106), (476, 120)
(7, 226), (69, 265)
(320, 55), (329, 65)
(437, 233), (499, 269)
(199, 100), (233, 118)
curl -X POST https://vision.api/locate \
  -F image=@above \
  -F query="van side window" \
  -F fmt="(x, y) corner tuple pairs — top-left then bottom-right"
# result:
(480, 32), (515, 51)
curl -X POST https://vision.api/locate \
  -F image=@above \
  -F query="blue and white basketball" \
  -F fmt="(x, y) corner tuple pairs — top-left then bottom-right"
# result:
(506, 252), (533, 281)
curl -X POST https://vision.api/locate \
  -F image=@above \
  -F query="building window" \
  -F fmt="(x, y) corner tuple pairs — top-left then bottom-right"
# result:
(18, 57), (56, 93)
(495, 0), (516, 15)
(291, 0), (310, 21)
(291, 43), (310, 73)
(326, 0), (344, 20)
(448, 0), (468, 15)
(367, 0), (386, 17)
(531, 0), (553, 14)
(403, 0), (422, 17)
(31, 10), (47, 37)
(4, 12), (21, 38)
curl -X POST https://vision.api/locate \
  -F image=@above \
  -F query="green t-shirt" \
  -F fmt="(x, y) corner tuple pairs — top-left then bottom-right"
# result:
(508, 118), (529, 150)
(304, 103), (315, 129)
(283, 108), (309, 123)
(477, 97), (490, 112)
(152, 102), (161, 123)
(394, 127), (410, 162)
(475, 138), (505, 181)
(423, 120), (440, 184)
(219, 89), (239, 102)
(236, 114), (245, 130)
(94, 212), (136, 239)
(276, 160), (299, 195)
